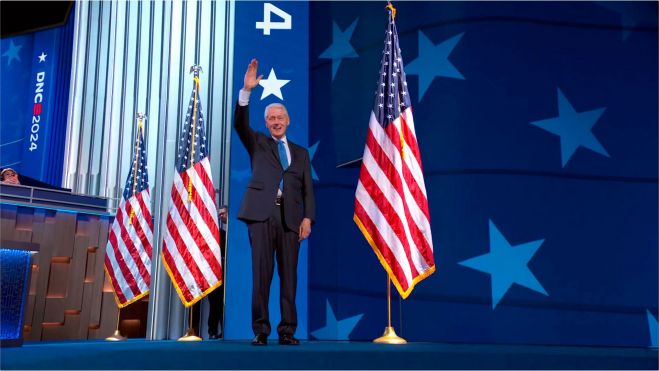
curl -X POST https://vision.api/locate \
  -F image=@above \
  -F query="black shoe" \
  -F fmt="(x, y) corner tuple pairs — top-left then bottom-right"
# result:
(252, 334), (268, 345)
(278, 334), (300, 345)
(208, 334), (220, 340)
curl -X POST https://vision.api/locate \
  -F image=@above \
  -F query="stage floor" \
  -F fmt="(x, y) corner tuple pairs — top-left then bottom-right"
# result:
(1, 339), (657, 369)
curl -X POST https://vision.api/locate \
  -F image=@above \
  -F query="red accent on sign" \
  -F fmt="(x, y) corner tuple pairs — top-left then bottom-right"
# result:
(33, 103), (42, 115)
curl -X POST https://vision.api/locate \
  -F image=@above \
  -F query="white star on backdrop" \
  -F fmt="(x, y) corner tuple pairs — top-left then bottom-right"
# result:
(258, 68), (290, 100)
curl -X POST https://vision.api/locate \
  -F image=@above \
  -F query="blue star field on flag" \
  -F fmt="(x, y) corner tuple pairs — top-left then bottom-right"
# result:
(122, 125), (149, 200)
(374, 19), (411, 127)
(177, 78), (209, 172)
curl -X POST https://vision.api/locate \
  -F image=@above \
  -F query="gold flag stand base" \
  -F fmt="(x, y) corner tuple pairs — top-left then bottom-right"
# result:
(178, 327), (202, 342)
(106, 308), (126, 341)
(373, 326), (407, 344)
(373, 275), (407, 344)
(105, 329), (127, 341)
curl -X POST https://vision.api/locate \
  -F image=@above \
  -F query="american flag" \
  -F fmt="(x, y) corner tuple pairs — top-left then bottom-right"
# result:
(354, 10), (435, 299)
(105, 117), (153, 308)
(161, 69), (223, 307)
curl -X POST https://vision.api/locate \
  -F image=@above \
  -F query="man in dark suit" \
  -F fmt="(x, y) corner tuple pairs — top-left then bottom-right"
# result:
(234, 59), (315, 346)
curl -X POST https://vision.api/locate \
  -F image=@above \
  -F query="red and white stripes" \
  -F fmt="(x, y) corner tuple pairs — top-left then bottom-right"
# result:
(355, 107), (435, 299)
(105, 190), (153, 307)
(161, 157), (222, 307)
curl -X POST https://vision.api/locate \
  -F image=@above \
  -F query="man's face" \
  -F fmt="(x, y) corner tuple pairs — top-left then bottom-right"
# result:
(265, 107), (289, 139)
(219, 207), (228, 224)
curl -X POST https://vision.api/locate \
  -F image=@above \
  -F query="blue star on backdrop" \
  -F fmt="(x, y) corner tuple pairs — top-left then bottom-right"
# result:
(459, 220), (548, 309)
(287, 135), (320, 181)
(530, 88), (609, 168)
(2, 40), (22, 66)
(647, 309), (658, 348)
(319, 19), (359, 81)
(310, 299), (363, 340)
(307, 141), (320, 181)
(405, 31), (465, 100)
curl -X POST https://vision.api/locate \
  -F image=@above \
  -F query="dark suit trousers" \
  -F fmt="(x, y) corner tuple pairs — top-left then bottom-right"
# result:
(192, 229), (226, 337)
(207, 280), (224, 336)
(207, 228), (226, 337)
(247, 203), (300, 337)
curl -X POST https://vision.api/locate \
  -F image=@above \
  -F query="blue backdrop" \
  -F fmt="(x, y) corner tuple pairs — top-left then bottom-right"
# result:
(306, 1), (657, 347)
(0, 10), (75, 186)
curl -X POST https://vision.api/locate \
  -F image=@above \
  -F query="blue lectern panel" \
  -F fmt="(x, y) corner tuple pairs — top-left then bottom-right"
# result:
(0, 249), (32, 345)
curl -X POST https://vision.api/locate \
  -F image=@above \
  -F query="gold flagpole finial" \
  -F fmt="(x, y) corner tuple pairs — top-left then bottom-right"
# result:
(136, 112), (147, 129)
(135, 112), (147, 132)
(386, 1), (396, 20)
(189, 64), (203, 76)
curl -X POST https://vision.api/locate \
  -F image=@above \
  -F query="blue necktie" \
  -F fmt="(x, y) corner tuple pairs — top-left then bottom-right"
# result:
(277, 140), (289, 191)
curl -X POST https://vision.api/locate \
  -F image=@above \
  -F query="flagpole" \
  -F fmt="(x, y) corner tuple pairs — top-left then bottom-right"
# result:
(178, 307), (202, 341)
(373, 275), (407, 344)
(372, 1), (407, 345)
(106, 112), (148, 342)
(178, 65), (204, 342)
(105, 307), (127, 341)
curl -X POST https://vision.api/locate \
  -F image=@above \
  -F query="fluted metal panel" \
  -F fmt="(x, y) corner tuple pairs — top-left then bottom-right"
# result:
(147, 0), (174, 341)
(63, 1), (87, 189)
(63, 0), (234, 340)
(98, 2), (119, 197)
(88, 2), (111, 195)
(64, 0), (232, 200)
(145, 1), (164, 181)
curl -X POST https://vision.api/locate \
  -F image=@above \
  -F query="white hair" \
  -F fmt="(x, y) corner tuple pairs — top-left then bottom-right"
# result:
(264, 103), (289, 120)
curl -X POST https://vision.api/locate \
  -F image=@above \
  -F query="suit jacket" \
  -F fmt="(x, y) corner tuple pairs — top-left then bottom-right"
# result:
(234, 103), (315, 230)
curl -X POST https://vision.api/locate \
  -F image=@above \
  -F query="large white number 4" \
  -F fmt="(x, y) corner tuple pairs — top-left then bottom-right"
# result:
(256, 3), (292, 35)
